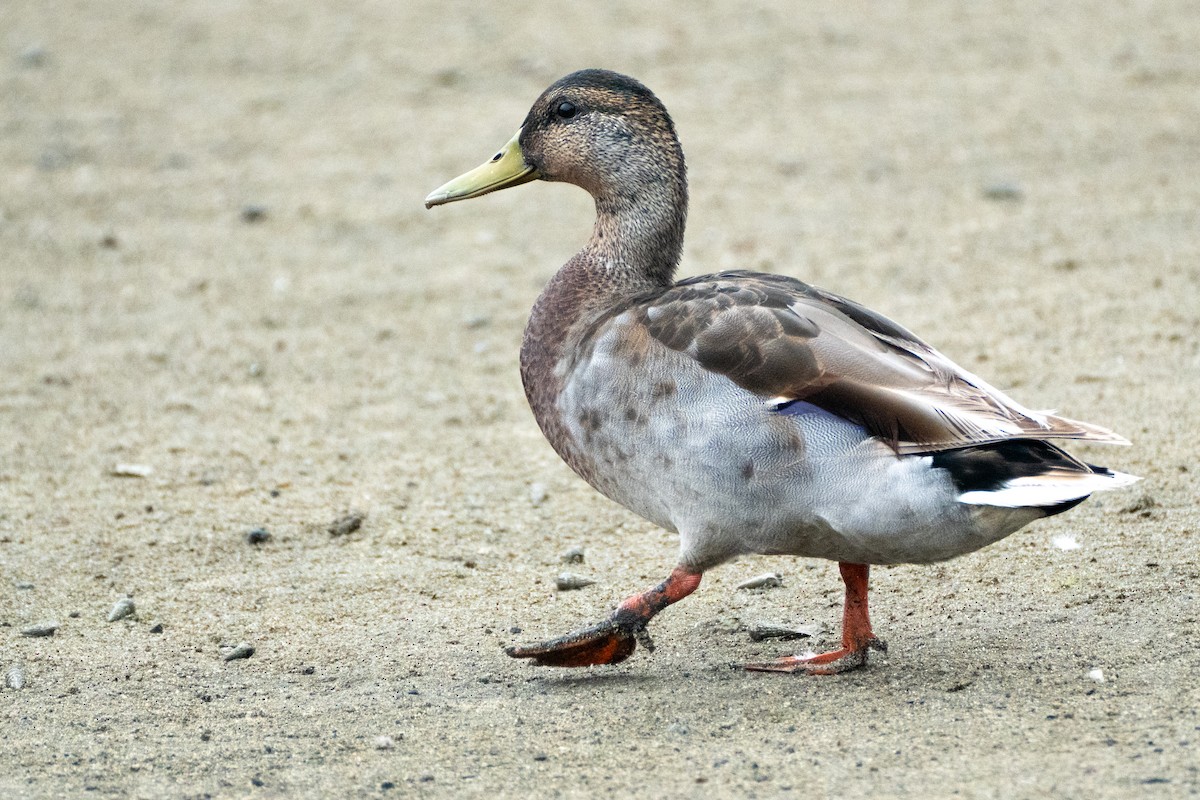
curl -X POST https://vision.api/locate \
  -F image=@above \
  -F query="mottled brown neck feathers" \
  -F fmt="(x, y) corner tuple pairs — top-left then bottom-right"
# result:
(587, 169), (688, 292)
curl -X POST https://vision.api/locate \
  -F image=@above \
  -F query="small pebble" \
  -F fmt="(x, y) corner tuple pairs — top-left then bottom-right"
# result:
(433, 67), (464, 87)
(18, 45), (47, 68)
(529, 483), (548, 507)
(374, 735), (396, 750)
(981, 180), (1024, 201)
(15, 582), (34, 590)
(246, 527), (271, 545)
(555, 572), (595, 591)
(240, 204), (268, 223)
(748, 622), (823, 641)
(737, 573), (783, 590)
(21, 621), (58, 637)
(1051, 534), (1081, 551)
(38, 149), (71, 171)
(1088, 668), (1106, 684)
(327, 511), (365, 536)
(560, 545), (585, 564)
(110, 463), (153, 478)
(223, 642), (255, 661)
(6, 665), (26, 690)
(149, 623), (164, 634)
(107, 596), (136, 622)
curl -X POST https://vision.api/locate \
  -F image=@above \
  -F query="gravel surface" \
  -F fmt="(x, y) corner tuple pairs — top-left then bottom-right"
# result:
(2, 2), (1198, 798)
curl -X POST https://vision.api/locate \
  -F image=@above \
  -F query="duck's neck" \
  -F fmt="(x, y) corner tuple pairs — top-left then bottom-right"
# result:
(522, 144), (687, 375)
(522, 174), (687, 367)
(583, 177), (688, 292)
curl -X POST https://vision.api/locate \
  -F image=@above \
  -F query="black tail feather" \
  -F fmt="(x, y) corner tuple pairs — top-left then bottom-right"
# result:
(931, 439), (1103, 496)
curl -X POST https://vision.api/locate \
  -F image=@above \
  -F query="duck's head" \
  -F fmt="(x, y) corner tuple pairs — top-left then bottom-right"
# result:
(425, 69), (685, 209)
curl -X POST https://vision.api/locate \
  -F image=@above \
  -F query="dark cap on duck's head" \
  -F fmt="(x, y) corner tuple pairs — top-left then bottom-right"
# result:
(425, 69), (685, 211)
(539, 69), (663, 108)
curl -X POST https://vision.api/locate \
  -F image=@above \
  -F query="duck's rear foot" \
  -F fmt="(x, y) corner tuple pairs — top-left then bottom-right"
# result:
(743, 638), (887, 675)
(506, 618), (640, 667)
(506, 565), (701, 668)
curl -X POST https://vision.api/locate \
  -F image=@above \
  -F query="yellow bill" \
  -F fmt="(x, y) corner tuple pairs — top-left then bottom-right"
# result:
(425, 130), (538, 208)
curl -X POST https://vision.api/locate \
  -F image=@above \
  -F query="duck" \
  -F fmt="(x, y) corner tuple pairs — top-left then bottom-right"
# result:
(424, 69), (1137, 674)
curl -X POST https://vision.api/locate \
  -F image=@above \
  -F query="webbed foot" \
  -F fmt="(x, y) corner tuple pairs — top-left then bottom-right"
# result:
(744, 637), (887, 675)
(506, 617), (643, 667)
(507, 565), (701, 668)
(744, 562), (884, 676)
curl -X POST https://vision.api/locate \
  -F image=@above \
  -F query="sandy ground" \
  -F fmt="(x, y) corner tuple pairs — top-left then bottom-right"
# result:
(2, 2), (1199, 798)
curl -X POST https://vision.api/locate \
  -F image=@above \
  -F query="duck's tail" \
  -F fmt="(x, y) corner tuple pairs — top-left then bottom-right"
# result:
(931, 439), (1140, 514)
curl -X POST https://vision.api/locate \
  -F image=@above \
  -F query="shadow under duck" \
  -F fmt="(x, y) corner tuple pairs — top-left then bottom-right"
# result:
(425, 69), (1137, 674)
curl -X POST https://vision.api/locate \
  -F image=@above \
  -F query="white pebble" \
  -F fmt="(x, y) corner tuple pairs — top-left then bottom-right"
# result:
(6, 665), (25, 690)
(748, 621), (823, 641)
(529, 482), (548, 506)
(1088, 668), (1106, 684)
(737, 573), (783, 590)
(560, 545), (585, 564)
(555, 572), (595, 591)
(110, 463), (153, 478)
(223, 642), (255, 661)
(19, 45), (47, 67)
(21, 621), (58, 637)
(107, 596), (136, 622)
(1051, 534), (1081, 551)
(374, 735), (395, 750)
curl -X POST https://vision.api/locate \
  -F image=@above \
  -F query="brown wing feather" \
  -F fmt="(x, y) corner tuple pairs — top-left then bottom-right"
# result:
(632, 271), (1128, 453)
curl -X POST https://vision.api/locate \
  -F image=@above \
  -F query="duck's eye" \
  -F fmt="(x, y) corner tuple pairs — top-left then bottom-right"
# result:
(554, 101), (577, 120)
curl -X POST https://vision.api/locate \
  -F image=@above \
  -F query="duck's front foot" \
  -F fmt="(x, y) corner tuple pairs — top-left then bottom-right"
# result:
(744, 562), (884, 676)
(506, 614), (644, 667)
(744, 637), (887, 675)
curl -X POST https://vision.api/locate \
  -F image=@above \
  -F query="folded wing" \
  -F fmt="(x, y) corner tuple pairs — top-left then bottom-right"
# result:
(628, 271), (1128, 454)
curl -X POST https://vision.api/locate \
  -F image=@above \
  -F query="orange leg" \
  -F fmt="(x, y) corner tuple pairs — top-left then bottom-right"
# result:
(744, 562), (887, 675)
(507, 565), (702, 667)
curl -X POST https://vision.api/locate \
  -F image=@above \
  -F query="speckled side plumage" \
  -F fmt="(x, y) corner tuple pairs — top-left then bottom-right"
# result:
(426, 69), (1137, 674)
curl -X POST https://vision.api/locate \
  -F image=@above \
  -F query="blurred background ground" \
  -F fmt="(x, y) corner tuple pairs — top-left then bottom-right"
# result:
(1, 2), (1198, 797)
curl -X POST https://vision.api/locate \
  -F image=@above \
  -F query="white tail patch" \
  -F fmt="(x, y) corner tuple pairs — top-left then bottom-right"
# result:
(959, 470), (1141, 508)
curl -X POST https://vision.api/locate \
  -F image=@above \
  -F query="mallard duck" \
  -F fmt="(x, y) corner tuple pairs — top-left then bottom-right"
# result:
(425, 69), (1137, 674)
